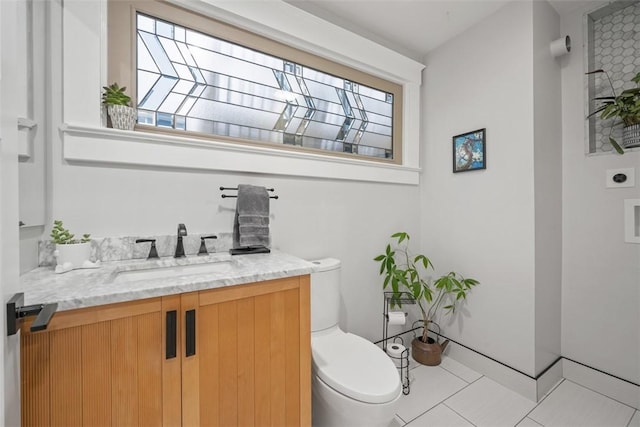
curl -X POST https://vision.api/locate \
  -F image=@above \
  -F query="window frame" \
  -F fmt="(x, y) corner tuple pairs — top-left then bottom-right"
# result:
(108, 0), (404, 164)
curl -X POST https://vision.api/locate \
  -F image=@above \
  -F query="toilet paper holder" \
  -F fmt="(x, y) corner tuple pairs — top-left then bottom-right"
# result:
(382, 291), (415, 395)
(386, 339), (410, 395)
(382, 291), (415, 351)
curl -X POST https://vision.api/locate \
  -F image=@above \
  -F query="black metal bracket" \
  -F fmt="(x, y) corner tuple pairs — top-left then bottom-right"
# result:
(230, 246), (271, 255)
(7, 293), (58, 336)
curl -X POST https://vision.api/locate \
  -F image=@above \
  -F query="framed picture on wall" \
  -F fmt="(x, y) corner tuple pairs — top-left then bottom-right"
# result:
(452, 128), (486, 173)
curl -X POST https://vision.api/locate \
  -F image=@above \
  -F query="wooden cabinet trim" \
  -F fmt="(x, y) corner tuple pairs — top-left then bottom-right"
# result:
(22, 297), (162, 334)
(298, 275), (312, 426)
(198, 275), (308, 306)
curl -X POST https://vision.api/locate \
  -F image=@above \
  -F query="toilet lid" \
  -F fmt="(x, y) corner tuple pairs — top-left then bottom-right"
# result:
(312, 330), (401, 404)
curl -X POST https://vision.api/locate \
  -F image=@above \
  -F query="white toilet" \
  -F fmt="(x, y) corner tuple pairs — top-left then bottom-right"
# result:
(310, 258), (401, 427)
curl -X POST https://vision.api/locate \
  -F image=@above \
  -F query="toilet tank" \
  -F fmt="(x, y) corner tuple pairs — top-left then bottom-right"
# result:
(309, 258), (341, 332)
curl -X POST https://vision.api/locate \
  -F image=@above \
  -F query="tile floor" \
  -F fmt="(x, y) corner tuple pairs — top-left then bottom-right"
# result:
(390, 356), (639, 427)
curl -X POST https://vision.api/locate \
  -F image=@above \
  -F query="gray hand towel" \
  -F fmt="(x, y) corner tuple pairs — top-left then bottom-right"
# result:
(238, 215), (269, 226)
(239, 235), (270, 247)
(239, 225), (269, 236)
(233, 184), (270, 249)
(237, 185), (269, 216)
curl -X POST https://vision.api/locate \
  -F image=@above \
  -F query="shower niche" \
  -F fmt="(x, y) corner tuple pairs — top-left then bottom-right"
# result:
(584, 1), (640, 154)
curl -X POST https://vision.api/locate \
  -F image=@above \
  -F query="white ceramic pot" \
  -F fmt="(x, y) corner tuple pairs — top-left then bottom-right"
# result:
(54, 242), (91, 269)
(107, 104), (137, 130)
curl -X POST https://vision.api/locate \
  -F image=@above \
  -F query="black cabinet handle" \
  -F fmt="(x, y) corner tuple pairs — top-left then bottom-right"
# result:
(185, 309), (196, 357)
(166, 310), (177, 359)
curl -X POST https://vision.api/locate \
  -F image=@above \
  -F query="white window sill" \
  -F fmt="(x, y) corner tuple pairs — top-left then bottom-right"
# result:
(61, 124), (421, 185)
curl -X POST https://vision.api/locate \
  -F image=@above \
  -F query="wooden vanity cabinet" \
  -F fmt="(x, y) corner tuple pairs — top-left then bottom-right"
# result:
(20, 275), (311, 427)
(181, 275), (311, 427)
(21, 296), (175, 426)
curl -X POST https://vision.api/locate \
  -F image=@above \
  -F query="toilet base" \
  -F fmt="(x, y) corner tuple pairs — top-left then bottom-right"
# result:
(312, 374), (400, 427)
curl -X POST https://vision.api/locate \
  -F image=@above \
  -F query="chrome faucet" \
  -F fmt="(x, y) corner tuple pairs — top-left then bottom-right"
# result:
(175, 223), (187, 258)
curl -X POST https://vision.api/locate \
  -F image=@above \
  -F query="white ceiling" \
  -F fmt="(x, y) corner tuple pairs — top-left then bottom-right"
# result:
(285, 0), (606, 60)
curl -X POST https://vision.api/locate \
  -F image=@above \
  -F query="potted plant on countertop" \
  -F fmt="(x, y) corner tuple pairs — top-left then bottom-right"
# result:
(50, 220), (95, 273)
(587, 70), (640, 154)
(374, 232), (480, 366)
(102, 82), (137, 130)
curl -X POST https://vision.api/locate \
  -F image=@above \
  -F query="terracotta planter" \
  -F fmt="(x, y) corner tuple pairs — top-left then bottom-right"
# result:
(622, 123), (640, 149)
(107, 104), (137, 130)
(411, 336), (449, 366)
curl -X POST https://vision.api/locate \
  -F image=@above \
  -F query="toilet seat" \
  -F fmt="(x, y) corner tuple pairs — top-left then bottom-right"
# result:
(312, 328), (401, 404)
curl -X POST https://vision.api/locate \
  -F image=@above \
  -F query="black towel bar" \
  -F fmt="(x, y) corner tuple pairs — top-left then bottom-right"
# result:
(219, 186), (275, 192)
(221, 194), (279, 199)
(219, 186), (279, 199)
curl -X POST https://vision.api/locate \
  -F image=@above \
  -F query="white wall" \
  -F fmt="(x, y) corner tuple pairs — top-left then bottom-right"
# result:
(422, 2), (538, 376)
(43, 0), (423, 342)
(52, 163), (421, 339)
(532, 0), (562, 375)
(560, 3), (640, 384)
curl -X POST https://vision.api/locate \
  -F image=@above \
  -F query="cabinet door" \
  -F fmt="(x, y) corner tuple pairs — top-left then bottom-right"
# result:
(21, 296), (180, 427)
(182, 276), (311, 427)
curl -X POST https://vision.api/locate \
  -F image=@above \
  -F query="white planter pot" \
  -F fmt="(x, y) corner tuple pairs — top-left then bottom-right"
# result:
(622, 123), (640, 149)
(107, 104), (137, 130)
(54, 242), (91, 269)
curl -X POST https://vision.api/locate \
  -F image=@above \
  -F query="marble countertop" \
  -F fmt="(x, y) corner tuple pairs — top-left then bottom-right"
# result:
(20, 251), (316, 311)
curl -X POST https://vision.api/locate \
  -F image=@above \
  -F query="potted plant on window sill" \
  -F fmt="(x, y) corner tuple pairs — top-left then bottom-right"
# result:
(102, 82), (136, 131)
(587, 70), (640, 154)
(50, 220), (96, 273)
(374, 232), (480, 366)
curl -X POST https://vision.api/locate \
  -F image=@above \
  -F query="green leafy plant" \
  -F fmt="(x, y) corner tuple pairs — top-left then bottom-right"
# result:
(374, 232), (479, 344)
(50, 220), (91, 245)
(101, 82), (132, 106)
(587, 70), (640, 154)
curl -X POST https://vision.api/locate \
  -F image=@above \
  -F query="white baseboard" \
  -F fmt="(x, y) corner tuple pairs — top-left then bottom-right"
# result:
(562, 359), (640, 410)
(444, 342), (563, 402)
(385, 331), (635, 408)
(536, 358), (563, 401)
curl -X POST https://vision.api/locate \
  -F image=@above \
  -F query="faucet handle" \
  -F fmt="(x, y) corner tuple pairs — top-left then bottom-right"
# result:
(198, 235), (218, 256)
(136, 238), (159, 259)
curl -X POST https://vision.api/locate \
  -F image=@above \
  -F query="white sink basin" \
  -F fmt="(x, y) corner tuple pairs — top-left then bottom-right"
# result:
(112, 260), (235, 284)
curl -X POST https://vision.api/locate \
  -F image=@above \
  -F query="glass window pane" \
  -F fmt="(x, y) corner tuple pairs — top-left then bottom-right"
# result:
(156, 20), (173, 38)
(138, 35), (159, 73)
(159, 37), (185, 64)
(139, 31), (177, 78)
(136, 12), (395, 160)
(137, 14), (155, 33)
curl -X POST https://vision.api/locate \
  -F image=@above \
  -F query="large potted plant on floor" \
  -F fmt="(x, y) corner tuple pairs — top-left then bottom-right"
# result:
(587, 70), (640, 154)
(102, 82), (136, 130)
(374, 232), (480, 366)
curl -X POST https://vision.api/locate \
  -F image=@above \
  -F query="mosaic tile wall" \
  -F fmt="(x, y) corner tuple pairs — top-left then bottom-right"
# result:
(589, 2), (640, 153)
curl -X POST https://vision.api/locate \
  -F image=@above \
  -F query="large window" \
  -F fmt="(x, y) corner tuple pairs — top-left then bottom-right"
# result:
(109, 0), (403, 163)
